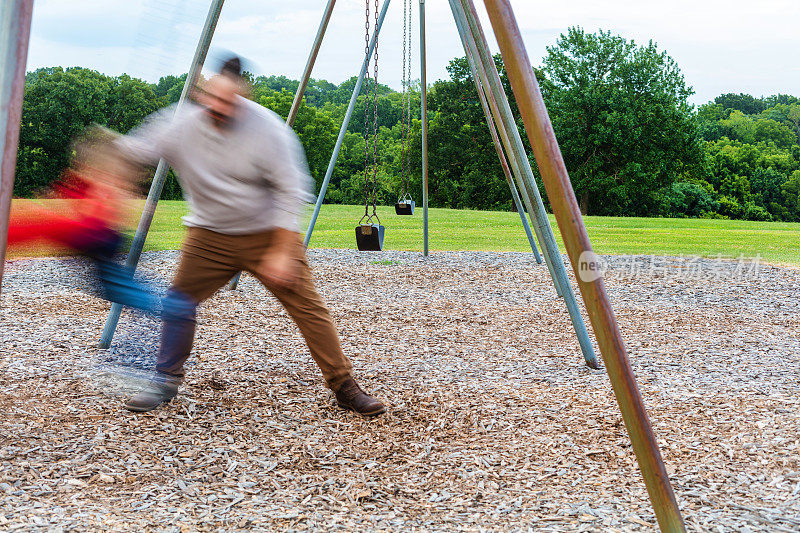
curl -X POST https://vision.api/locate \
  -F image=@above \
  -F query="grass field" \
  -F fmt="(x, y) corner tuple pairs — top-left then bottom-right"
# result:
(9, 200), (800, 264)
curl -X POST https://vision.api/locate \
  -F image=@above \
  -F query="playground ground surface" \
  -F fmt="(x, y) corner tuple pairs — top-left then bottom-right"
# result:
(1, 248), (798, 531)
(8, 200), (800, 265)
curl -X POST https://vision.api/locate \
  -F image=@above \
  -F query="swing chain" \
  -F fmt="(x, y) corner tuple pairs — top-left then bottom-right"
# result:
(406, 0), (412, 194)
(362, 0), (372, 222)
(399, 0), (413, 202)
(370, 0), (380, 221)
(361, 0), (382, 227)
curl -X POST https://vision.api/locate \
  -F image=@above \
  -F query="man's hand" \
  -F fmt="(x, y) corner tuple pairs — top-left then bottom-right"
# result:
(257, 228), (302, 290)
(258, 249), (299, 289)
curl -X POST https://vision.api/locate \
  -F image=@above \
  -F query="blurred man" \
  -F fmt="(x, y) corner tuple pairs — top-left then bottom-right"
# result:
(120, 57), (384, 416)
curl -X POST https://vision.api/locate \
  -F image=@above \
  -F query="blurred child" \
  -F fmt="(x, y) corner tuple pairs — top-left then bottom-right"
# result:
(7, 126), (161, 313)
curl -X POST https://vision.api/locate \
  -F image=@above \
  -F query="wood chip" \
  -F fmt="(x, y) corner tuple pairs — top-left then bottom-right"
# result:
(1, 250), (798, 531)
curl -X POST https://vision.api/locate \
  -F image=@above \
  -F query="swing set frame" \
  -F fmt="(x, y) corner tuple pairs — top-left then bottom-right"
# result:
(0, 1), (685, 529)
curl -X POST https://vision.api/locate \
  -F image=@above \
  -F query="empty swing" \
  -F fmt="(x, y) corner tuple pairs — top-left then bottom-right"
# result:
(356, 0), (386, 251)
(356, 94), (385, 250)
(395, 0), (415, 216)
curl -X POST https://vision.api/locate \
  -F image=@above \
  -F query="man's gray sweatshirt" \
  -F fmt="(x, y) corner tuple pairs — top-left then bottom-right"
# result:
(120, 98), (313, 235)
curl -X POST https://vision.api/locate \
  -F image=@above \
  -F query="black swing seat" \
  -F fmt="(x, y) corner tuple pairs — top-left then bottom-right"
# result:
(355, 224), (385, 251)
(394, 198), (415, 215)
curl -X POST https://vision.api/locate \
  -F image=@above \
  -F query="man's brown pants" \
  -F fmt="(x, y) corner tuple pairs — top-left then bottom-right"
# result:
(157, 227), (353, 389)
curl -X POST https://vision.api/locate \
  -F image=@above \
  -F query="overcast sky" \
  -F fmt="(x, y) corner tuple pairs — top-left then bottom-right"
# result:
(25, 0), (800, 105)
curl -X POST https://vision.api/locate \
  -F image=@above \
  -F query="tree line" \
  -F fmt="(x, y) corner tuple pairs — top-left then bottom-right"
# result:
(14, 27), (800, 222)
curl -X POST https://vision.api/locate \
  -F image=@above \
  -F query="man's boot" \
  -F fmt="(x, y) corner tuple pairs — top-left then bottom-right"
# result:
(125, 373), (180, 412)
(334, 378), (385, 416)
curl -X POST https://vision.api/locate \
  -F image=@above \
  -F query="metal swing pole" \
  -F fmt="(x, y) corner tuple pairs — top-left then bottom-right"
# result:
(229, 0), (337, 290)
(420, 0), (429, 256)
(304, 0), (391, 247)
(99, 0), (225, 348)
(480, 1), (685, 530)
(457, 22), (541, 263)
(287, 0), (336, 128)
(451, 0), (599, 369)
(450, 5), (555, 289)
(0, 0), (34, 298)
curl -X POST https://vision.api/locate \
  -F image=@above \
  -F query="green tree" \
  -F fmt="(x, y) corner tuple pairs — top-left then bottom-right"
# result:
(257, 89), (338, 194)
(720, 111), (796, 148)
(154, 74), (186, 104)
(749, 167), (787, 217)
(541, 27), (703, 215)
(16, 67), (111, 195)
(763, 94), (799, 107)
(696, 103), (727, 141)
(760, 103), (800, 143)
(660, 181), (719, 217)
(714, 93), (768, 115)
(781, 170), (800, 220)
(16, 67), (166, 197)
(106, 74), (163, 133)
(424, 55), (516, 210)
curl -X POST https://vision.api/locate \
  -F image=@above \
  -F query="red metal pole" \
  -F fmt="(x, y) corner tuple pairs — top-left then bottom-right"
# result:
(478, 0), (685, 530)
(0, 0), (34, 297)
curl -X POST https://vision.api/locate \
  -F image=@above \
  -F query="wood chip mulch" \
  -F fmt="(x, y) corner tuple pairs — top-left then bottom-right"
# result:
(1, 250), (798, 532)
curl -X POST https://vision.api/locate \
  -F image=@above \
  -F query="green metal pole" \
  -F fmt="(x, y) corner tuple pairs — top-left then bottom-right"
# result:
(452, 0), (599, 369)
(420, 0), (429, 256)
(100, 0), (225, 348)
(480, 0), (685, 530)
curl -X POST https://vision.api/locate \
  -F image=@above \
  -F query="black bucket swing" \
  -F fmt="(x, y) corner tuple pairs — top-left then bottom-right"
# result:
(356, 144), (384, 251)
(356, 1), (386, 252)
(356, 213), (385, 251)
(395, 193), (415, 215)
(395, 197), (415, 215)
